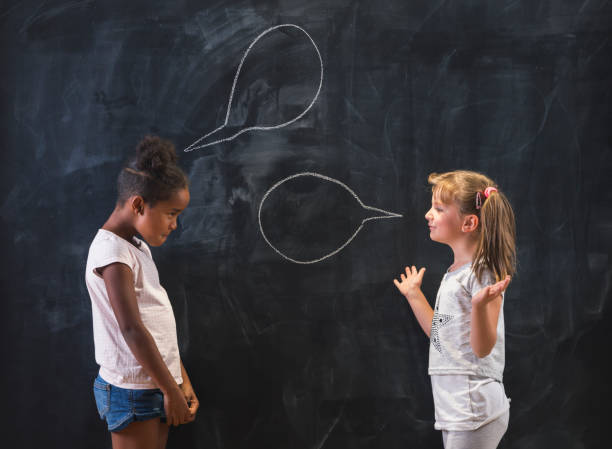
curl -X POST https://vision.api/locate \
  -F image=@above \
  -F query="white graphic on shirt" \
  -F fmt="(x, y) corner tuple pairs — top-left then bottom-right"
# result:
(430, 308), (454, 354)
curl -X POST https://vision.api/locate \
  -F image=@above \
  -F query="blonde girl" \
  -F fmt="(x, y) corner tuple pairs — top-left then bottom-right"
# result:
(393, 170), (516, 449)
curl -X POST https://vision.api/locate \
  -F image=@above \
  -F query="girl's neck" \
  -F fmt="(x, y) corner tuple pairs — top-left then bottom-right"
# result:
(102, 206), (139, 246)
(448, 236), (478, 272)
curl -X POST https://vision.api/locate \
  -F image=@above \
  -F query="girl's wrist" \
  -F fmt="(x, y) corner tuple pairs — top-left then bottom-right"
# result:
(471, 297), (489, 311)
(159, 380), (182, 395)
(404, 288), (422, 302)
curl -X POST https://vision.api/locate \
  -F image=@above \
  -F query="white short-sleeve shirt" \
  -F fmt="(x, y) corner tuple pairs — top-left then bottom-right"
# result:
(85, 229), (183, 389)
(428, 262), (510, 430)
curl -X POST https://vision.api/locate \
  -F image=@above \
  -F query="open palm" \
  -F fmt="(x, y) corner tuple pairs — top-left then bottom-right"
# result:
(393, 265), (426, 298)
(472, 275), (511, 306)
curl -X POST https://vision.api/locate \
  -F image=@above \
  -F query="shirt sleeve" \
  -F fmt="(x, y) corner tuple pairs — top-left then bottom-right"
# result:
(90, 236), (135, 278)
(465, 268), (497, 298)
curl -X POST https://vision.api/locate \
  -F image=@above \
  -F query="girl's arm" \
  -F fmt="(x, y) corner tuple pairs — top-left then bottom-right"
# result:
(393, 266), (434, 337)
(470, 276), (510, 358)
(100, 262), (191, 426)
(180, 360), (199, 421)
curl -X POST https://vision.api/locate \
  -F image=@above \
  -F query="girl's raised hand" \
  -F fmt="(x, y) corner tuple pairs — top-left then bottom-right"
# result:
(472, 275), (511, 307)
(393, 266), (426, 300)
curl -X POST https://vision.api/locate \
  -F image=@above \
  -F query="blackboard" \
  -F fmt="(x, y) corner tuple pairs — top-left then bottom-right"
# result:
(2, 1), (611, 448)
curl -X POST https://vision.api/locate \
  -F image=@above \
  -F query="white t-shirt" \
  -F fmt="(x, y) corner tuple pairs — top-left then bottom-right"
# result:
(428, 262), (510, 431)
(85, 229), (183, 389)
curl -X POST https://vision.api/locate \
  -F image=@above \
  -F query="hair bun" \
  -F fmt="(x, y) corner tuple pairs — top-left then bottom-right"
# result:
(134, 135), (177, 173)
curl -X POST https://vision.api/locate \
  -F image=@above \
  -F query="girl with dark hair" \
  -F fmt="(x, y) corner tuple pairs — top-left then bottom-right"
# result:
(85, 136), (198, 449)
(393, 170), (516, 449)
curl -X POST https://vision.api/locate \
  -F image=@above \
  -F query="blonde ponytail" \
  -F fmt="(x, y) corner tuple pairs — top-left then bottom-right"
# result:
(473, 189), (516, 282)
(428, 170), (516, 283)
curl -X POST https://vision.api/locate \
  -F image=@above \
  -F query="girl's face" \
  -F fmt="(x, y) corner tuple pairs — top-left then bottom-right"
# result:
(136, 187), (190, 247)
(424, 194), (464, 245)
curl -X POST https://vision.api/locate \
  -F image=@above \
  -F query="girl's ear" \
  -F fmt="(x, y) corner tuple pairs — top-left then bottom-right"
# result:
(462, 214), (479, 233)
(130, 195), (145, 216)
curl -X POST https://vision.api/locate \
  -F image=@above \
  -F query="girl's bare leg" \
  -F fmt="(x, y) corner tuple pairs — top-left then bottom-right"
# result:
(111, 418), (162, 449)
(157, 420), (170, 449)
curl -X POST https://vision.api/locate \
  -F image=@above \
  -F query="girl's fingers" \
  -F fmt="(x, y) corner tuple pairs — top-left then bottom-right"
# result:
(188, 400), (199, 419)
(397, 265), (426, 281)
(393, 279), (401, 288)
(499, 276), (510, 289)
(480, 287), (501, 301)
(487, 280), (509, 299)
(190, 398), (199, 413)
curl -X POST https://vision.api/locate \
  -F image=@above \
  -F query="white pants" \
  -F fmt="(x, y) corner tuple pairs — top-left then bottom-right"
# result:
(442, 410), (509, 449)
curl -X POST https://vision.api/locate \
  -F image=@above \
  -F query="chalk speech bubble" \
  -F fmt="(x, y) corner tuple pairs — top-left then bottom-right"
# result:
(185, 24), (324, 152)
(258, 172), (402, 264)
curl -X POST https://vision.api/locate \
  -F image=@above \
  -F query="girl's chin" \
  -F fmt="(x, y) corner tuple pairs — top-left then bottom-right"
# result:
(428, 233), (444, 243)
(145, 236), (166, 247)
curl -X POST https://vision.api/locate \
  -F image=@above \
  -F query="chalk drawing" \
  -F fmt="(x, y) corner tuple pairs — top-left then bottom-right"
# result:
(185, 24), (323, 152)
(258, 172), (402, 264)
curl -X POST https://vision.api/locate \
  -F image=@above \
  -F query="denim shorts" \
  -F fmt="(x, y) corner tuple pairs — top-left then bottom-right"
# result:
(93, 374), (166, 432)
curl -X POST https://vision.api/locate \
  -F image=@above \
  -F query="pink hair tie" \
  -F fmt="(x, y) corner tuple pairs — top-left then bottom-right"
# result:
(476, 187), (498, 209)
(484, 187), (498, 198)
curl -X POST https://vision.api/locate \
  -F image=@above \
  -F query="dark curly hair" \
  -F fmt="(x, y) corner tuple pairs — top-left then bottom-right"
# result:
(117, 135), (189, 206)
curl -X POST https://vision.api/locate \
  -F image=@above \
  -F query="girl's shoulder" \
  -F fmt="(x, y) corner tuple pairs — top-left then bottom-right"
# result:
(443, 263), (496, 294)
(91, 229), (130, 251)
(88, 229), (151, 264)
(463, 264), (496, 295)
(93, 229), (149, 252)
